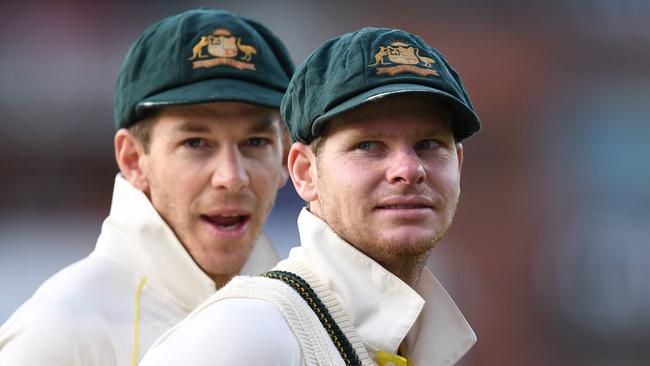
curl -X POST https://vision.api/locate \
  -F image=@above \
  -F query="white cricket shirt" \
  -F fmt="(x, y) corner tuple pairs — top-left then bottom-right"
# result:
(141, 208), (475, 365)
(0, 175), (278, 366)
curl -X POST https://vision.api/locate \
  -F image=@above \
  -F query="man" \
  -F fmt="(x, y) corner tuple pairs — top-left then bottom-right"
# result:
(0, 8), (293, 366)
(140, 27), (481, 366)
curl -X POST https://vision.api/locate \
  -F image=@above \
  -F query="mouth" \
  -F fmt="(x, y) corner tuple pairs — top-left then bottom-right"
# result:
(200, 213), (251, 232)
(374, 197), (435, 219)
(375, 196), (434, 210)
(376, 204), (432, 210)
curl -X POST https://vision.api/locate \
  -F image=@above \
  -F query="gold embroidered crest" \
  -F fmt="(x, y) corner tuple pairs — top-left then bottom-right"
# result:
(188, 28), (257, 70)
(368, 41), (438, 77)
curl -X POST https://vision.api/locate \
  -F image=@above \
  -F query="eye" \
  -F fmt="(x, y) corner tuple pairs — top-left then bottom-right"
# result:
(245, 137), (271, 147)
(184, 138), (206, 149)
(415, 139), (441, 150)
(356, 141), (380, 151)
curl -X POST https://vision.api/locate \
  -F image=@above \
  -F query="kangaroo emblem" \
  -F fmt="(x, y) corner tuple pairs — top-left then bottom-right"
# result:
(367, 41), (439, 77)
(368, 46), (389, 66)
(188, 36), (210, 60)
(189, 28), (258, 71)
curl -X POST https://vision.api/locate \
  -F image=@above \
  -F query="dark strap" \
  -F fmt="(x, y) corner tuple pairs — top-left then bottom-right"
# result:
(261, 270), (362, 366)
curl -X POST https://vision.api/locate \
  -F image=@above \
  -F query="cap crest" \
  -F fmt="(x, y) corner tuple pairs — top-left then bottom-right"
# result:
(369, 41), (439, 77)
(189, 28), (258, 70)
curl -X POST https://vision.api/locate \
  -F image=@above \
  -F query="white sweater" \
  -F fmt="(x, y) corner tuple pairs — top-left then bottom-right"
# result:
(141, 209), (475, 366)
(0, 175), (278, 366)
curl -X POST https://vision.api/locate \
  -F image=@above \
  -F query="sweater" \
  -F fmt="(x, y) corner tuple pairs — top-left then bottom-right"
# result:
(140, 208), (475, 366)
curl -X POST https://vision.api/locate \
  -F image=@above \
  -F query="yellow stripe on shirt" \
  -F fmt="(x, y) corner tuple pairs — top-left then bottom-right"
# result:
(132, 277), (147, 366)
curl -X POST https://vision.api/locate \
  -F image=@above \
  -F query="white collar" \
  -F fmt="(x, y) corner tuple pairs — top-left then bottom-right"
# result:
(291, 208), (476, 365)
(94, 174), (278, 311)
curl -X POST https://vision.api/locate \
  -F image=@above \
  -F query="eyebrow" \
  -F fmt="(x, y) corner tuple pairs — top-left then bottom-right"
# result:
(173, 122), (212, 134)
(346, 128), (448, 139)
(172, 116), (278, 135)
(246, 116), (278, 134)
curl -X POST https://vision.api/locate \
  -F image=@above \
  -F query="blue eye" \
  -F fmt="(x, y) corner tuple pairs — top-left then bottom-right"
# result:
(416, 139), (441, 150)
(184, 138), (205, 148)
(357, 141), (378, 150)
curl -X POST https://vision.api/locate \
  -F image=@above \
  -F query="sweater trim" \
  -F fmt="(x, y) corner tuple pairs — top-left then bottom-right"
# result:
(262, 270), (362, 366)
(276, 260), (374, 365)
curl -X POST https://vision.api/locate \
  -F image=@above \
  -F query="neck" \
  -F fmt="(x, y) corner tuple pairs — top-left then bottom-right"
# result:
(211, 274), (235, 289)
(381, 251), (430, 288)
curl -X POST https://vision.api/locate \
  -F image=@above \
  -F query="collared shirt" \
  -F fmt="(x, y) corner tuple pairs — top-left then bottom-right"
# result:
(0, 175), (278, 366)
(140, 208), (475, 365)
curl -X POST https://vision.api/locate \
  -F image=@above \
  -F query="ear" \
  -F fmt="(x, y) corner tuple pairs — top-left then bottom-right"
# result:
(276, 127), (291, 189)
(456, 142), (464, 174)
(287, 142), (318, 202)
(114, 128), (150, 193)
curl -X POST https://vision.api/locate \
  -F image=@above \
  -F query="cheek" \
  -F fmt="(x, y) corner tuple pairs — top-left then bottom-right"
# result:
(319, 162), (374, 205)
(428, 164), (461, 196)
(249, 156), (285, 192)
(149, 164), (203, 212)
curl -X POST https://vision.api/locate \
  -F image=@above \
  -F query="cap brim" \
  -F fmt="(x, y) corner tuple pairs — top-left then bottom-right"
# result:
(313, 83), (481, 141)
(135, 78), (284, 116)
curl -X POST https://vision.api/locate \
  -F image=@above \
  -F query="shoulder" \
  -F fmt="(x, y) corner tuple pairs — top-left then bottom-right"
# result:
(0, 299), (116, 365)
(15, 253), (135, 315)
(0, 255), (134, 365)
(141, 297), (302, 366)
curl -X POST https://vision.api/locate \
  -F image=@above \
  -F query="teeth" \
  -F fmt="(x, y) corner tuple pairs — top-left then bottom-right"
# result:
(218, 223), (239, 230)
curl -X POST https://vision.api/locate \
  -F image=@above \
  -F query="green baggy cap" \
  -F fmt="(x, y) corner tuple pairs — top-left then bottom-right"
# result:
(281, 27), (481, 143)
(115, 8), (294, 129)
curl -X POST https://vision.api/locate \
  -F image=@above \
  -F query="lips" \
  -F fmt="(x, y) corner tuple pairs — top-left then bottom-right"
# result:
(376, 204), (431, 209)
(200, 213), (250, 231)
(375, 196), (434, 210)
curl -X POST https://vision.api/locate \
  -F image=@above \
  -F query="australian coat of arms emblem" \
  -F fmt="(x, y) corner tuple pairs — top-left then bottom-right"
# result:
(188, 28), (257, 70)
(368, 41), (439, 77)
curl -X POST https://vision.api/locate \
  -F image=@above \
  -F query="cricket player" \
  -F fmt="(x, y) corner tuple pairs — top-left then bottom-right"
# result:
(0, 8), (293, 366)
(140, 26), (481, 366)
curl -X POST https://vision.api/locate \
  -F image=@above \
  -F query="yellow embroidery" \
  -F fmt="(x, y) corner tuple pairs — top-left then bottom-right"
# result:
(188, 28), (257, 70)
(131, 277), (147, 366)
(236, 38), (257, 61)
(369, 46), (390, 66)
(376, 64), (438, 77)
(368, 41), (438, 77)
(189, 36), (210, 60)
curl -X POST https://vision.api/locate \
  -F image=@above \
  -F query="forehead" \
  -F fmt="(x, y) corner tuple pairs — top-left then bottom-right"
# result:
(151, 102), (281, 135)
(323, 94), (453, 138)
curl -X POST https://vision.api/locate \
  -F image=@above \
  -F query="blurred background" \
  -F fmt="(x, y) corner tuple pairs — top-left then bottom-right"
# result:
(1, 0), (649, 364)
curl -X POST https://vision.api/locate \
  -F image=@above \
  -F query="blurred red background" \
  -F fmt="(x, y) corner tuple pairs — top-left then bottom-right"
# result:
(2, 1), (649, 365)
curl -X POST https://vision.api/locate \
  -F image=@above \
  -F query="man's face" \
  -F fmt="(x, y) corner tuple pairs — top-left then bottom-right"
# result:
(139, 102), (288, 283)
(309, 95), (463, 265)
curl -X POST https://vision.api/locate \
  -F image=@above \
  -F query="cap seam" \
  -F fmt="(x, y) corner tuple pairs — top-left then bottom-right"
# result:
(361, 34), (368, 90)
(178, 14), (187, 88)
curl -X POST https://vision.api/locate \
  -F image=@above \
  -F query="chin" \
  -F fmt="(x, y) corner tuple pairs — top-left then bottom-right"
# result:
(387, 226), (436, 241)
(379, 232), (437, 254)
(206, 258), (245, 277)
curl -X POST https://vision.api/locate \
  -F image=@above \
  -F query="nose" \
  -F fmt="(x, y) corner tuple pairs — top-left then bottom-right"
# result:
(210, 147), (250, 192)
(385, 148), (426, 185)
